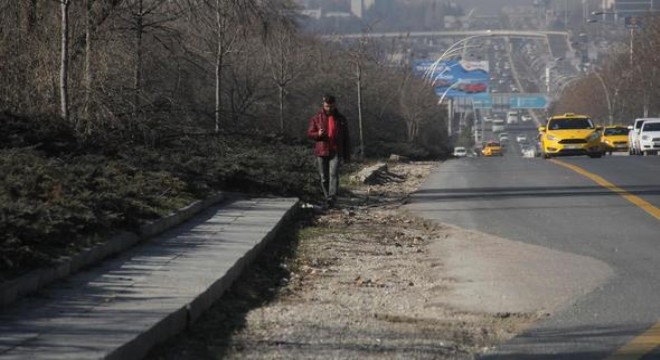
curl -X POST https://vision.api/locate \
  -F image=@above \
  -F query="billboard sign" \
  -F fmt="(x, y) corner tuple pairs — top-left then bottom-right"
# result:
(454, 93), (549, 111)
(413, 59), (490, 99)
(615, 0), (657, 16)
(472, 93), (493, 108)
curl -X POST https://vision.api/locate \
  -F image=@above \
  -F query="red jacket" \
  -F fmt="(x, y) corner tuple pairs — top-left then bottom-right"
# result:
(307, 109), (350, 161)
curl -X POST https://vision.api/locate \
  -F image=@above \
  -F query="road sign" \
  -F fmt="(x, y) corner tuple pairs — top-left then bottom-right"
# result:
(472, 93), (492, 109)
(615, 0), (658, 16)
(625, 16), (642, 29)
(509, 94), (548, 109)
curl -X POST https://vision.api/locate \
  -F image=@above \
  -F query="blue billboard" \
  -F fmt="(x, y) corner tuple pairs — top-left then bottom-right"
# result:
(413, 59), (490, 99)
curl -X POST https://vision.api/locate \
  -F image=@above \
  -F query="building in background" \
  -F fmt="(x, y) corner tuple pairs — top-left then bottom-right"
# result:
(350, 0), (376, 18)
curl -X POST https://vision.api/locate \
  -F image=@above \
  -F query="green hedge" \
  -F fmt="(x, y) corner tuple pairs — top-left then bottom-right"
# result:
(0, 112), (320, 276)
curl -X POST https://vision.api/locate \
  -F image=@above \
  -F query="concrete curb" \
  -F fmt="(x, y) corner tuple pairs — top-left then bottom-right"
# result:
(0, 193), (226, 310)
(107, 197), (301, 360)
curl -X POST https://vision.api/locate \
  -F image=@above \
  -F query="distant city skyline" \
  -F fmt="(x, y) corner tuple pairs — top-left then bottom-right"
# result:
(295, 0), (619, 21)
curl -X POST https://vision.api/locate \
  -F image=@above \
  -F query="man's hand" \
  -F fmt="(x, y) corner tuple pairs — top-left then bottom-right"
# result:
(318, 128), (325, 138)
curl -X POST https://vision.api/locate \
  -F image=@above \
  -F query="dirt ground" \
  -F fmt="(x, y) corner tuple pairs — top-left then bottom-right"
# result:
(147, 161), (545, 360)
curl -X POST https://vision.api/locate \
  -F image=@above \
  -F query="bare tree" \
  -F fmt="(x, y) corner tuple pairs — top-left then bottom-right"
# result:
(212, 0), (243, 132)
(118, 0), (184, 115)
(262, 16), (303, 133)
(398, 73), (437, 142)
(347, 29), (376, 159)
(83, 0), (93, 125)
(353, 38), (366, 158)
(82, 0), (125, 126)
(202, 0), (292, 133)
(59, 0), (71, 121)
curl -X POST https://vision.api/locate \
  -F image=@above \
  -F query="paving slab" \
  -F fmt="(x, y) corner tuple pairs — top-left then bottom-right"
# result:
(0, 197), (299, 360)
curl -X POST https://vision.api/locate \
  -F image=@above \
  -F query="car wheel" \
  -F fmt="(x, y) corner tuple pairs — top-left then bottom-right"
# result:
(589, 153), (602, 158)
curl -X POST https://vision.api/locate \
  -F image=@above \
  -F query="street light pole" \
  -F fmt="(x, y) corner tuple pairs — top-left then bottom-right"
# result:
(554, 75), (581, 99)
(423, 47), (475, 83)
(550, 74), (578, 98)
(426, 30), (493, 137)
(591, 11), (635, 68)
(438, 81), (463, 104)
(630, 27), (634, 68)
(592, 71), (613, 125)
(438, 31), (492, 62)
(545, 57), (563, 94)
(424, 31), (493, 82)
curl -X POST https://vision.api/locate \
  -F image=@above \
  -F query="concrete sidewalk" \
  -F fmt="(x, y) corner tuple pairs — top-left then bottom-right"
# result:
(0, 196), (299, 360)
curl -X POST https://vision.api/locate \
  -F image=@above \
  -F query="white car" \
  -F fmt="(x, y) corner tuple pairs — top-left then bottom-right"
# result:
(639, 119), (660, 155)
(521, 115), (532, 122)
(492, 119), (505, 133)
(453, 146), (468, 157)
(516, 134), (528, 143)
(506, 111), (519, 125)
(522, 146), (536, 158)
(629, 118), (660, 155)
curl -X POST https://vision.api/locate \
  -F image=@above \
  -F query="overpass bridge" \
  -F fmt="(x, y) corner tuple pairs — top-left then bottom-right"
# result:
(324, 29), (569, 40)
(324, 30), (572, 60)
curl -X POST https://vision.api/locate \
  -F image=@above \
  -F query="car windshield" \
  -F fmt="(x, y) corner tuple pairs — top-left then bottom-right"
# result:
(548, 118), (595, 130)
(487, 142), (500, 147)
(604, 127), (629, 136)
(643, 123), (660, 131)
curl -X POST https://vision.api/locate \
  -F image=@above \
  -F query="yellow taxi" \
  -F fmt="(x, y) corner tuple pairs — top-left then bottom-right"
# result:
(538, 113), (603, 158)
(600, 125), (630, 155)
(481, 141), (503, 157)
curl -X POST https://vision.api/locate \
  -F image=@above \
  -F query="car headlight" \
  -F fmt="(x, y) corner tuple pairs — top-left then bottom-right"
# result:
(642, 135), (649, 140)
(547, 134), (559, 141)
(587, 132), (600, 142)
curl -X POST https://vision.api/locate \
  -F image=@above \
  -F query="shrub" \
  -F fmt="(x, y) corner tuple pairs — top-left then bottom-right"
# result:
(0, 112), (321, 275)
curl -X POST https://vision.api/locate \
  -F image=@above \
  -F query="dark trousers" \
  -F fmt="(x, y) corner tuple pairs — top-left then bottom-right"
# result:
(317, 154), (340, 201)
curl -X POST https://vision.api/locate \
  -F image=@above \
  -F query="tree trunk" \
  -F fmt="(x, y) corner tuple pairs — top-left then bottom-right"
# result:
(60, 0), (70, 121)
(25, 0), (38, 33)
(134, 0), (144, 114)
(279, 85), (284, 133)
(356, 62), (364, 158)
(84, 0), (93, 128)
(214, 0), (223, 133)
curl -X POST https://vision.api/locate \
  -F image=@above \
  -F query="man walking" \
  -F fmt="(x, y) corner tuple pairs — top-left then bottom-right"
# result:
(307, 95), (350, 208)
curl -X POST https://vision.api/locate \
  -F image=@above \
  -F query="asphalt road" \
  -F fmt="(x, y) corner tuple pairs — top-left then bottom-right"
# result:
(406, 149), (660, 359)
